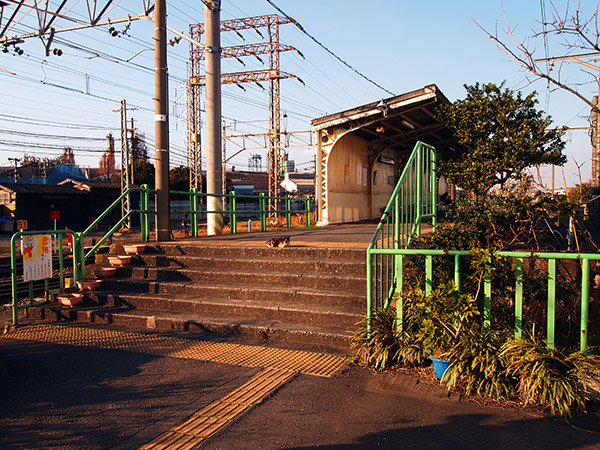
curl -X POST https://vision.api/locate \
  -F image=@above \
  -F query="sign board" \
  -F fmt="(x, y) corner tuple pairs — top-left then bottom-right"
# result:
(22, 235), (52, 282)
(16, 219), (28, 230)
(50, 210), (60, 221)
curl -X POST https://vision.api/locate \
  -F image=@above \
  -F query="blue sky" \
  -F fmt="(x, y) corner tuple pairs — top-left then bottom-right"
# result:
(0, 0), (597, 186)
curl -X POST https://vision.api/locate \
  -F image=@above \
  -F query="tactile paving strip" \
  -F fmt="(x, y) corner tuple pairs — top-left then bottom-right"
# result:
(1, 324), (344, 377)
(141, 368), (296, 450)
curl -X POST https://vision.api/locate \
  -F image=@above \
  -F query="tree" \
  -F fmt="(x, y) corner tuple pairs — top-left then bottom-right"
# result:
(169, 165), (190, 192)
(436, 82), (567, 199)
(134, 160), (155, 188)
(479, 1), (600, 114)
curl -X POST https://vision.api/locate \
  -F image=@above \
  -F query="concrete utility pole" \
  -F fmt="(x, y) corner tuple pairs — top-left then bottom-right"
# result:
(154, 0), (170, 240)
(205, 0), (223, 235)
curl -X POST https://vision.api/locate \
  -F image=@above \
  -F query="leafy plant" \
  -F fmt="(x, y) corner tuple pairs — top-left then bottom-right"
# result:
(500, 336), (586, 416)
(351, 307), (401, 370)
(444, 330), (515, 398)
(402, 282), (479, 359)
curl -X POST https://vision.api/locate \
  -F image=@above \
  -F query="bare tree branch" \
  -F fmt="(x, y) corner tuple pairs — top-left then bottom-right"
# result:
(476, 1), (600, 113)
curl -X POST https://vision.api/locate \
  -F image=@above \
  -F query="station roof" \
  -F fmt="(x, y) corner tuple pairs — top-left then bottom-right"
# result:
(311, 84), (460, 155)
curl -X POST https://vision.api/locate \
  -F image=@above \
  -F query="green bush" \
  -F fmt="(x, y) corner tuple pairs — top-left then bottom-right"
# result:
(351, 308), (401, 370)
(444, 330), (515, 399)
(500, 336), (586, 416)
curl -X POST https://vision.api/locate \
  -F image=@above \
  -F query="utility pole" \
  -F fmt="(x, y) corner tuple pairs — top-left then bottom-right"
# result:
(8, 157), (20, 183)
(205, 0), (223, 235)
(154, 0), (170, 240)
(114, 99), (136, 228)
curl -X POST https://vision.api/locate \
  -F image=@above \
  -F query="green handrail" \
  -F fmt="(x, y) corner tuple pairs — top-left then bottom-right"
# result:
(368, 247), (599, 353)
(366, 141), (437, 323)
(10, 229), (78, 326)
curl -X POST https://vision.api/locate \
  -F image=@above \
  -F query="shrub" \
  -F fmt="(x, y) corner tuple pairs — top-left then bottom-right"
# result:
(351, 308), (401, 370)
(500, 336), (586, 416)
(444, 330), (515, 399)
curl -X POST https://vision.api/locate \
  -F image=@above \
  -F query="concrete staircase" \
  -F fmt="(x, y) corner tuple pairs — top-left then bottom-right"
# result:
(36, 242), (367, 352)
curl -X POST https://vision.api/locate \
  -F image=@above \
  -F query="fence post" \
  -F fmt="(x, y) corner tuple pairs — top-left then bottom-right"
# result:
(285, 195), (291, 229)
(366, 245), (373, 334)
(73, 232), (85, 283)
(190, 188), (198, 237)
(304, 196), (311, 226)
(415, 143), (423, 237)
(514, 258), (524, 340)
(547, 258), (556, 349)
(430, 146), (437, 233)
(140, 184), (149, 242)
(230, 191), (237, 234)
(425, 255), (433, 295)
(581, 258), (590, 354)
(259, 193), (266, 231)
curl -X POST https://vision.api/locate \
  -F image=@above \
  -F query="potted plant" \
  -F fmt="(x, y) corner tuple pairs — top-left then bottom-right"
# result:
(402, 281), (479, 380)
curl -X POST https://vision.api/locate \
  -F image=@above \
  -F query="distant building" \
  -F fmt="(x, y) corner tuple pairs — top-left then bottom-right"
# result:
(0, 183), (88, 231)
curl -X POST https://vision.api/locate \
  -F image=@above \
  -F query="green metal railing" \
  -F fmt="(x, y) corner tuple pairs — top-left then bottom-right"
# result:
(366, 141), (437, 314)
(10, 229), (77, 325)
(10, 184), (314, 325)
(367, 248), (598, 354)
(171, 190), (313, 236)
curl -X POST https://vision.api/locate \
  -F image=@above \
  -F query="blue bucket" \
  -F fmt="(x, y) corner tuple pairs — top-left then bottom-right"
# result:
(430, 357), (452, 380)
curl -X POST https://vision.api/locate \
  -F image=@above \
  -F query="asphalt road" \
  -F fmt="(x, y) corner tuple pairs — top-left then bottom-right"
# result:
(1, 331), (600, 450)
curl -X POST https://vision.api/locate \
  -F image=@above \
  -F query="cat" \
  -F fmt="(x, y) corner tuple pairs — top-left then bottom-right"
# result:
(266, 236), (290, 247)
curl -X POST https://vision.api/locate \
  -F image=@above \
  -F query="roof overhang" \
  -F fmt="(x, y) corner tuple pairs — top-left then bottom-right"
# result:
(311, 84), (460, 155)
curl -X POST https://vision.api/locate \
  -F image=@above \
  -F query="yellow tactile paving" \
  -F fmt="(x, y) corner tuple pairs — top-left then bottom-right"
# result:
(1, 324), (345, 377)
(142, 368), (295, 449)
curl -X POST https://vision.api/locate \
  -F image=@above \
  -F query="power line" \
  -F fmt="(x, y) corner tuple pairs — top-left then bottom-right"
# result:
(264, 0), (394, 96)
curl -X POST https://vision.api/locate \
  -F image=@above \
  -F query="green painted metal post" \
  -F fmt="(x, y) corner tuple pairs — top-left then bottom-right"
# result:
(430, 146), (437, 232)
(396, 254), (404, 334)
(285, 195), (291, 229)
(547, 259), (556, 349)
(483, 272), (492, 335)
(140, 184), (149, 242)
(581, 258), (590, 353)
(454, 254), (461, 291)
(230, 192), (237, 234)
(259, 193), (266, 231)
(366, 245), (373, 334)
(58, 233), (64, 290)
(304, 196), (311, 226)
(415, 144), (423, 237)
(190, 188), (198, 238)
(515, 258), (524, 340)
(425, 255), (433, 295)
(75, 232), (85, 283)
(10, 233), (18, 325)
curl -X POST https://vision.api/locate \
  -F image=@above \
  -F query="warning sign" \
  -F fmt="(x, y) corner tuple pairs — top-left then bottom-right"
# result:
(22, 235), (52, 282)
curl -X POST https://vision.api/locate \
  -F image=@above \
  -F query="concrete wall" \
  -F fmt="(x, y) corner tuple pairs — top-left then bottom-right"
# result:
(326, 133), (370, 223)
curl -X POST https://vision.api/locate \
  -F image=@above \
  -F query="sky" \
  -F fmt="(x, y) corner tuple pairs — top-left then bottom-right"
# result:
(0, 0), (599, 187)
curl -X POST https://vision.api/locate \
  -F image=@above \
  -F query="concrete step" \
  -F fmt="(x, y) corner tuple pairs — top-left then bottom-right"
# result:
(153, 243), (365, 261)
(109, 266), (366, 292)
(135, 254), (365, 276)
(30, 303), (354, 352)
(97, 279), (366, 309)
(85, 291), (363, 329)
